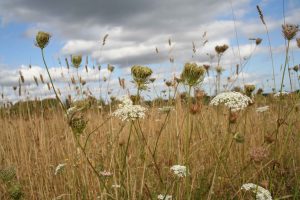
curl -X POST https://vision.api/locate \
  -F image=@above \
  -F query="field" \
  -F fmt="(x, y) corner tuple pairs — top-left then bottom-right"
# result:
(1, 85), (300, 199)
(0, 5), (300, 200)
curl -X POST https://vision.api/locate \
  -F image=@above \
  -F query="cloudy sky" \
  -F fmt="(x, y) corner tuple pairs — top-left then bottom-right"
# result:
(0, 0), (300, 103)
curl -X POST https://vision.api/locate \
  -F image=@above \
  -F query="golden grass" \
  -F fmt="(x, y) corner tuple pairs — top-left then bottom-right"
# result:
(0, 95), (299, 199)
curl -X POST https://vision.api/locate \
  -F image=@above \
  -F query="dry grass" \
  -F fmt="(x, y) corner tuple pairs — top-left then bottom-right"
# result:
(0, 94), (300, 199)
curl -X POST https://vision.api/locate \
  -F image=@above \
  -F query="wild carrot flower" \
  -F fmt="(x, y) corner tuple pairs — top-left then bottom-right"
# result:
(157, 194), (172, 200)
(112, 96), (147, 121)
(256, 106), (269, 113)
(210, 92), (252, 112)
(170, 165), (187, 178)
(241, 183), (272, 200)
(112, 184), (121, 188)
(100, 170), (113, 177)
(158, 106), (174, 113)
(274, 91), (289, 97)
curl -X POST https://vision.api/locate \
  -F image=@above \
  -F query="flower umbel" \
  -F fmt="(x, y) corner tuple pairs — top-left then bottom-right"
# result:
(170, 165), (187, 178)
(210, 92), (252, 112)
(157, 194), (172, 200)
(241, 183), (272, 200)
(256, 106), (269, 113)
(112, 96), (147, 121)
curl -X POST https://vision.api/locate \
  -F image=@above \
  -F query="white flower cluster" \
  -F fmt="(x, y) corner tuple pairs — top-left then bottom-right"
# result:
(274, 91), (289, 97)
(158, 106), (174, 113)
(241, 183), (272, 200)
(112, 96), (147, 121)
(256, 106), (269, 113)
(210, 92), (252, 112)
(157, 194), (172, 200)
(170, 165), (187, 178)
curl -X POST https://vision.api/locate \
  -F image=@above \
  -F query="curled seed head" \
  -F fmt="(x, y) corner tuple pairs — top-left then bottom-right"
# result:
(131, 65), (153, 86)
(282, 24), (299, 40)
(215, 66), (223, 74)
(190, 103), (200, 115)
(70, 116), (87, 137)
(249, 146), (269, 163)
(244, 84), (256, 97)
(35, 31), (51, 49)
(71, 55), (82, 68)
(215, 44), (229, 54)
(256, 38), (262, 45)
(181, 63), (206, 86)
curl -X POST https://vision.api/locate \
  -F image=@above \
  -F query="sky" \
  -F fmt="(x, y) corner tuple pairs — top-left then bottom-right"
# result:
(0, 0), (300, 103)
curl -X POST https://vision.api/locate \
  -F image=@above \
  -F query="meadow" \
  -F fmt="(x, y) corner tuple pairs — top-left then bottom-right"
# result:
(0, 7), (300, 200)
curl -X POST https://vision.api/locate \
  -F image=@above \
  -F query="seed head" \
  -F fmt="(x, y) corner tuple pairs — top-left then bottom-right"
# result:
(215, 66), (223, 74)
(35, 31), (51, 49)
(131, 65), (153, 88)
(181, 62), (205, 87)
(70, 115), (87, 137)
(233, 132), (244, 143)
(165, 80), (173, 87)
(256, 38), (262, 45)
(71, 55), (82, 68)
(293, 65), (299, 72)
(249, 146), (269, 163)
(297, 38), (300, 48)
(149, 78), (156, 83)
(0, 167), (16, 182)
(282, 24), (299, 40)
(215, 44), (229, 54)
(190, 103), (200, 115)
(107, 64), (115, 72)
(244, 84), (256, 97)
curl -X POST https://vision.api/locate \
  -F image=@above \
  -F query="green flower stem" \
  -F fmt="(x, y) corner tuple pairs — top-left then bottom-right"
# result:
(41, 49), (66, 113)
(74, 138), (110, 193)
(280, 40), (290, 93)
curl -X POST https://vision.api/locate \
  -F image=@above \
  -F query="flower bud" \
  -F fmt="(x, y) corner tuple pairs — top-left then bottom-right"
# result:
(35, 31), (51, 49)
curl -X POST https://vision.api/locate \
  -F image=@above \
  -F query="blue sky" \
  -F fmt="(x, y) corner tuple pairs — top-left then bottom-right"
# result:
(0, 0), (299, 102)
